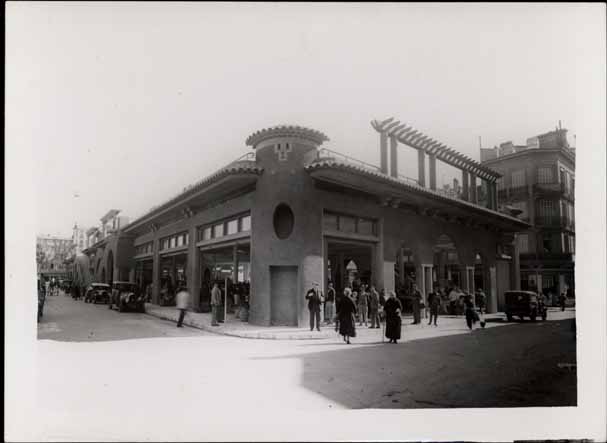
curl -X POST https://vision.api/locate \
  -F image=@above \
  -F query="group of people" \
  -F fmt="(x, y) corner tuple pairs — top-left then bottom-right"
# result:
(305, 283), (404, 344)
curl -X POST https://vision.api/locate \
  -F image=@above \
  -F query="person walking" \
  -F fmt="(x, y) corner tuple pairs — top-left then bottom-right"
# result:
(368, 286), (381, 329)
(384, 291), (403, 343)
(464, 294), (477, 331)
(337, 288), (357, 344)
(559, 291), (567, 312)
(305, 282), (324, 332)
(325, 283), (336, 325)
(210, 283), (222, 326)
(357, 287), (368, 326)
(44, 279), (51, 298)
(428, 291), (440, 326)
(175, 286), (191, 328)
(475, 288), (487, 315)
(411, 284), (423, 324)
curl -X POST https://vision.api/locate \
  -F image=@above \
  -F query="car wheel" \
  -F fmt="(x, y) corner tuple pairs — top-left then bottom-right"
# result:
(506, 313), (513, 322)
(530, 309), (537, 322)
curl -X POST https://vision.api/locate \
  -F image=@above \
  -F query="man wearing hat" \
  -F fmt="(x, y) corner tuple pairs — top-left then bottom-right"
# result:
(305, 282), (324, 332)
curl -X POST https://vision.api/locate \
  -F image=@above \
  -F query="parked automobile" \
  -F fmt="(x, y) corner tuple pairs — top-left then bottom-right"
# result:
(505, 290), (547, 322)
(111, 281), (145, 313)
(84, 283), (112, 304)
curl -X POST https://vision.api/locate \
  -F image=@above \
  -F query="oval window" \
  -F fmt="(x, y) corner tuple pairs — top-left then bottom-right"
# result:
(273, 204), (294, 239)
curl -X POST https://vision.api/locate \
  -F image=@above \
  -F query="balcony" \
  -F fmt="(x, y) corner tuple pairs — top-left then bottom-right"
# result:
(533, 182), (574, 198)
(534, 215), (575, 230)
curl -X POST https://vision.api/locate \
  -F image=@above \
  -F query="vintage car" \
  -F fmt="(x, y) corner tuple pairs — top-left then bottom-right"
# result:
(111, 281), (145, 313)
(84, 283), (112, 304)
(504, 290), (548, 322)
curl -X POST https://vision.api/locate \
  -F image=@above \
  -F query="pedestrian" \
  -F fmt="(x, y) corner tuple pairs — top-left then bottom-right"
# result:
(175, 286), (191, 328)
(384, 291), (403, 343)
(305, 282), (324, 332)
(211, 283), (222, 326)
(559, 291), (567, 311)
(428, 291), (440, 326)
(44, 279), (51, 298)
(337, 288), (357, 344)
(464, 294), (477, 331)
(411, 284), (423, 324)
(448, 286), (458, 315)
(475, 288), (487, 314)
(325, 283), (336, 325)
(357, 287), (368, 326)
(368, 286), (381, 329)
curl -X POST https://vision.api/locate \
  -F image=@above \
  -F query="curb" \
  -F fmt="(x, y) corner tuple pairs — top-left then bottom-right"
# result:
(144, 308), (332, 340)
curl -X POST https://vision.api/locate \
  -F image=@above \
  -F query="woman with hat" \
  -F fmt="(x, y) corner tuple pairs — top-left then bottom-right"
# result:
(384, 290), (403, 344)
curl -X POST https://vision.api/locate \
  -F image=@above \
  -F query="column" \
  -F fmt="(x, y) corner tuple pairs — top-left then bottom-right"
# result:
(461, 170), (469, 201)
(338, 252), (345, 290)
(470, 173), (478, 204)
(187, 226), (201, 311)
(232, 244), (239, 283)
(429, 154), (437, 190)
(389, 136), (398, 178)
(152, 238), (160, 305)
(418, 150), (426, 187)
(380, 133), (388, 174)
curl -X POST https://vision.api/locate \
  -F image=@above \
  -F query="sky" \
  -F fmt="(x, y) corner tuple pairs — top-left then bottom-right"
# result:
(6, 3), (605, 238)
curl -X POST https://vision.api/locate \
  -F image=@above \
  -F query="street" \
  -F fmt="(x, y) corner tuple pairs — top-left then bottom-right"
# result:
(38, 294), (576, 418)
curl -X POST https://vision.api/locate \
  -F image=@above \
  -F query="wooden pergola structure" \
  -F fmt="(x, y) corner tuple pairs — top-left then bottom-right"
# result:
(371, 117), (500, 209)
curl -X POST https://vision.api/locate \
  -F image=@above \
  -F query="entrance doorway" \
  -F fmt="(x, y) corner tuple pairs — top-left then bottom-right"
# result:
(200, 243), (251, 314)
(270, 266), (298, 326)
(326, 240), (374, 296)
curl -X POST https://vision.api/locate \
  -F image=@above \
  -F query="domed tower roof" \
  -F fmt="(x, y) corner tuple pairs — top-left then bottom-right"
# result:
(245, 125), (329, 149)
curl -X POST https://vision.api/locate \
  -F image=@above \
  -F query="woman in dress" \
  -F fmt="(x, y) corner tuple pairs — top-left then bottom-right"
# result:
(337, 288), (357, 344)
(384, 290), (403, 344)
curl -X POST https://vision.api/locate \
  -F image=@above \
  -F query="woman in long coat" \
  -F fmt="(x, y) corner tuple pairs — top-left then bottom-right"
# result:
(384, 290), (403, 343)
(337, 289), (357, 344)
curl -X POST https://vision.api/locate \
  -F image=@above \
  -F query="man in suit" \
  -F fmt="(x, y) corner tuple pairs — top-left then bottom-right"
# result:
(305, 282), (324, 332)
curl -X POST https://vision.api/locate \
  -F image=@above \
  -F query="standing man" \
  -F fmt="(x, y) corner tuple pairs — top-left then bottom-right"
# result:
(305, 282), (324, 332)
(428, 291), (441, 326)
(559, 291), (567, 312)
(211, 283), (222, 326)
(175, 286), (191, 328)
(325, 283), (336, 325)
(368, 286), (380, 329)
(411, 284), (423, 325)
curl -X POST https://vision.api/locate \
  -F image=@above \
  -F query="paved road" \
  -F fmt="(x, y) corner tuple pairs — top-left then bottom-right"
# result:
(38, 292), (211, 341)
(36, 293), (577, 422)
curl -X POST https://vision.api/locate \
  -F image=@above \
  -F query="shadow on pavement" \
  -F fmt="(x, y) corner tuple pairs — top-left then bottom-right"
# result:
(252, 319), (577, 409)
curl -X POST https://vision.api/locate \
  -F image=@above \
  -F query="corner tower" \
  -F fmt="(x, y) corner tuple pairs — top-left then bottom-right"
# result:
(246, 125), (329, 327)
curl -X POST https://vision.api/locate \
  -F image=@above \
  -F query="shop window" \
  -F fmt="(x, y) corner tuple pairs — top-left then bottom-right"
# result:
(213, 223), (224, 238)
(339, 216), (356, 234)
(240, 215), (251, 232)
(323, 213), (339, 231)
(357, 218), (376, 236)
(227, 219), (238, 235)
(170, 237), (176, 248)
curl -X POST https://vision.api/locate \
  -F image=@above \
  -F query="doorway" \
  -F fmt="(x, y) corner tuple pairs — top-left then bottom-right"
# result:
(326, 240), (374, 296)
(270, 266), (298, 326)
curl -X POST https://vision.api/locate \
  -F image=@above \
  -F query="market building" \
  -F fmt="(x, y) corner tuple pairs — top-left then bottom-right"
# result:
(481, 126), (575, 303)
(113, 119), (528, 327)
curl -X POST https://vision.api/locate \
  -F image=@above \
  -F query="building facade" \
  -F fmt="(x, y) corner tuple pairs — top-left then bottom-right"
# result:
(77, 121), (526, 327)
(481, 127), (575, 302)
(36, 235), (74, 280)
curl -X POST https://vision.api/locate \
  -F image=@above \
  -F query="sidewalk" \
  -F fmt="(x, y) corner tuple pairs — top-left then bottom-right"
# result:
(143, 303), (523, 341)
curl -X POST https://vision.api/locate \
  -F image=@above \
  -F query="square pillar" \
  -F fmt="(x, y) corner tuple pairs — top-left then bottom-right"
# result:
(417, 150), (426, 187)
(461, 170), (469, 201)
(470, 173), (478, 204)
(151, 238), (160, 305)
(389, 136), (398, 178)
(380, 133), (388, 174)
(187, 226), (201, 311)
(429, 154), (437, 190)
